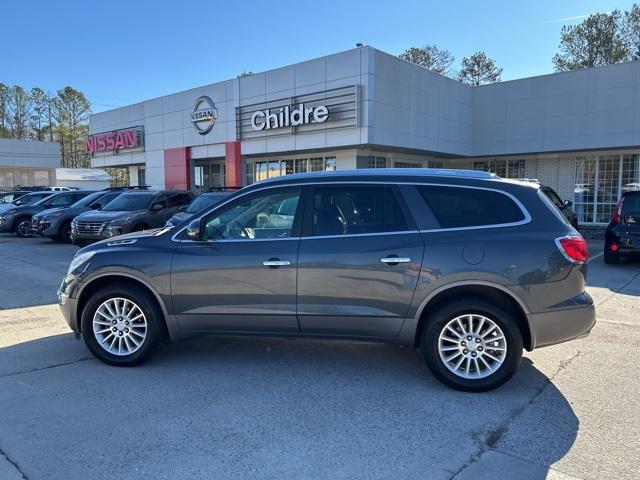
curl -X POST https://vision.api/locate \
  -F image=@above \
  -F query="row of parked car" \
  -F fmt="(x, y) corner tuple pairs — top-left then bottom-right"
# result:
(0, 187), (236, 244)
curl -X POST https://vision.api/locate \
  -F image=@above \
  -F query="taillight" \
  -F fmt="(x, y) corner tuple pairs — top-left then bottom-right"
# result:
(555, 235), (589, 263)
(612, 197), (625, 223)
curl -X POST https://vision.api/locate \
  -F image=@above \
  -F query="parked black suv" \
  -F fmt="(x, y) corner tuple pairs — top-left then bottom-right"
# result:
(165, 190), (236, 227)
(540, 185), (579, 228)
(71, 189), (194, 243)
(604, 190), (640, 264)
(59, 169), (595, 391)
(31, 190), (124, 243)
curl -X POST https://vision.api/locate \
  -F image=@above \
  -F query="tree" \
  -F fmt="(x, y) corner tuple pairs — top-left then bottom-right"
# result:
(237, 71), (254, 78)
(457, 52), (503, 85)
(54, 87), (91, 168)
(623, 4), (640, 60)
(9, 86), (31, 139)
(30, 87), (49, 141)
(552, 11), (629, 71)
(0, 83), (9, 137)
(398, 45), (454, 74)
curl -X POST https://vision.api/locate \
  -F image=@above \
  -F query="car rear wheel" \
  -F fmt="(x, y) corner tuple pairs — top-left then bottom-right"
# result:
(604, 249), (620, 265)
(81, 284), (165, 366)
(420, 297), (523, 392)
(14, 217), (31, 237)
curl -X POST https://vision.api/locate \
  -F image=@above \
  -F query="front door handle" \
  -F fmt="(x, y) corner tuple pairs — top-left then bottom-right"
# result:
(380, 256), (411, 264)
(263, 259), (291, 268)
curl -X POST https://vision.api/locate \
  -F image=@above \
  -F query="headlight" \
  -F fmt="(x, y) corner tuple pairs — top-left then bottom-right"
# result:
(67, 251), (95, 274)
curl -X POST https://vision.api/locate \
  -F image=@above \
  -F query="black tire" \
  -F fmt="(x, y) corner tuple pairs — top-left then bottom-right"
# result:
(420, 297), (523, 392)
(604, 249), (620, 265)
(14, 217), (32, 237)
(58, 220), (72, 244)
(81, 284), (165, 366)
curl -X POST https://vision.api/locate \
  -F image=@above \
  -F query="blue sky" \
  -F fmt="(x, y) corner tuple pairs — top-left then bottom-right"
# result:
(1, 0), (636, 112)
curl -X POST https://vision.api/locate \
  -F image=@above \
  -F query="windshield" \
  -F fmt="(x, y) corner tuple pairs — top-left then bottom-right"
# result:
(102, 193), (154, 211)
(186, 194), (228, 213)
(70, 191), (103, 208)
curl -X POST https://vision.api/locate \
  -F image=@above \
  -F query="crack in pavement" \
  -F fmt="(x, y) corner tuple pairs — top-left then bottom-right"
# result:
(0, 357), (93, 379)
(0, 446), (28, 480)
(448, 350), (583, 479)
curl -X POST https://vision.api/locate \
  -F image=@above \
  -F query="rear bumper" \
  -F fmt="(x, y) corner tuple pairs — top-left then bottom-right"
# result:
(528, 292), (596, 349)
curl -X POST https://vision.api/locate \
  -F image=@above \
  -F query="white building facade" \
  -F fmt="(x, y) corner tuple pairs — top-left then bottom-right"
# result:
(0, 139), (59, 188)
(87, 46), (640, 225)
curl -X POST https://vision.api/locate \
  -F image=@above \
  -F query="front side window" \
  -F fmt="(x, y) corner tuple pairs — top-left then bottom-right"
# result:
(202, 189), (301, 241)
(311, 186), (410, 236)
(417, 185), (525, 229)
(171, 193), (193, 208)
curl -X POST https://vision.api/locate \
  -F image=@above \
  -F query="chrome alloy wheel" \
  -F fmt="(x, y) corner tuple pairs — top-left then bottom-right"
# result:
(92, 297), (147, 356)
(438, 314), (507, 379)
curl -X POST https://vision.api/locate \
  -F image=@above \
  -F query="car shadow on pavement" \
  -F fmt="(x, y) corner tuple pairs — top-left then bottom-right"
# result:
(0, 333), (578, 479)
(585, 254), (640, 295)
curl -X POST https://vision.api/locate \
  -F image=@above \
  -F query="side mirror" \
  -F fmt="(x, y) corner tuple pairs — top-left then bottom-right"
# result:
(186, 219), (202, 240)
(151, 203), (164, 212)
(564, 200), (573, 208)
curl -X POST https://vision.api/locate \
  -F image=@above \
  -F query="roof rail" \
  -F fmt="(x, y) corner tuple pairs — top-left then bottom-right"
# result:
(102, 185), (151, 191)
(206, 186), (243, 192)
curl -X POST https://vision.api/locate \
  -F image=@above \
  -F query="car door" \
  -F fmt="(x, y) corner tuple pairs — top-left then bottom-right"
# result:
(171, 186), (306, 333)
(297, 184), (424, 338)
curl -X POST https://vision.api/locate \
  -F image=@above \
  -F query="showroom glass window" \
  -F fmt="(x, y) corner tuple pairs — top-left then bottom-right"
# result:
(202, 189), (301, 241)
(574, 153), (640, 224)
(249, 157), (337, 184)
(311, 186), (409, 236)
(473, 159), (525, 179)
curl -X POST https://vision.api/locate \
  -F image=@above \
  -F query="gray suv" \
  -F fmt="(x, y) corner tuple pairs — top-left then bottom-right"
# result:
(58, 169), (595, 391)
(70, 190), (194, 243)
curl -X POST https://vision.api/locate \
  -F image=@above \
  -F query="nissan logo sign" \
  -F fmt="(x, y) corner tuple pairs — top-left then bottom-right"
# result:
(191, 95), (218, 135)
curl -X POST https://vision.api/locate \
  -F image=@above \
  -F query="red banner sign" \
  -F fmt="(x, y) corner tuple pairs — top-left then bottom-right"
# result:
(84, 127), (143, 153)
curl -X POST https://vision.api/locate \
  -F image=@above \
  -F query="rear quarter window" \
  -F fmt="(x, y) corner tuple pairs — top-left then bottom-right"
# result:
(417, 185), (526, 229)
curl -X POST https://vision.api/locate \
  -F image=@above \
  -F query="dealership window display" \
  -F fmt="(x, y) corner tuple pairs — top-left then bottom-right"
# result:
(574, 153), (640, 224)
(473, 159), (525, 179)
(247, 156), (336, 184)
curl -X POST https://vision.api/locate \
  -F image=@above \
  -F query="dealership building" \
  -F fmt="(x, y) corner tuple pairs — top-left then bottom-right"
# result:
(0, 138), (59, 189)
(87, 45), (640, 225)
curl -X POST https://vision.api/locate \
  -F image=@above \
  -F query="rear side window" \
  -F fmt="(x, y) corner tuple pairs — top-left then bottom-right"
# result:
(417, 185), (525, 229)
(311, 185), (410, 236)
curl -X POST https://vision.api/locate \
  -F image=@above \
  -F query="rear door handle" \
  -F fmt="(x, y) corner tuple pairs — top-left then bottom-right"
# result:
(380, 256), (411, 264)
(263, 259), (291, 267)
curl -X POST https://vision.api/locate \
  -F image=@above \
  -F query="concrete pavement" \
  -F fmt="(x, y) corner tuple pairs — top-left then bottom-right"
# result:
(0, 233), (638, 479)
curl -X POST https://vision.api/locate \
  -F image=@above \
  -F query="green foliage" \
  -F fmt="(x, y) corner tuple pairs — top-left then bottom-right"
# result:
(398, 45), (455, 74)
(457, 52), (502, 85)
(0, 82), (92, 167)
(553, 11), (629, 71)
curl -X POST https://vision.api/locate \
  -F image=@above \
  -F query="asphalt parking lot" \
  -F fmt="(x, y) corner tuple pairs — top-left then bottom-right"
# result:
(0, 234), (638, 479)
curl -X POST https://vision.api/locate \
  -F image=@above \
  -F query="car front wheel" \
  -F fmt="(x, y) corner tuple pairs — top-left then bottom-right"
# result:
(15, 218), (31, 237)
(81, 284), (164, 366)
(420, 298), (523, 392)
